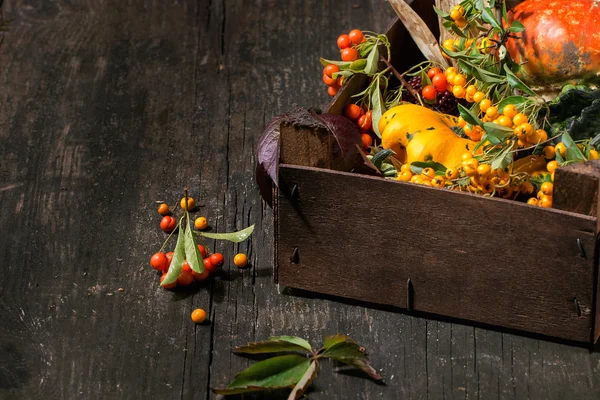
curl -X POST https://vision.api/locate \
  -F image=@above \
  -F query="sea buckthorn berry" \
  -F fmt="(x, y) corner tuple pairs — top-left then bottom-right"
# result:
(428, 67), (442, 79)
(551, 172), (555, 181)
(422, 85), (437, 101)
(422, 168), (436, 179)
(445, 168), (459, 179)
(348, 29), (364, 45)
(478, 37), (493, 54)
(182, 261), (192, 273)
(445, 71), (456, 83)
(479, 99), (492, 112)
(457, 116), (467, 128)
(517, 139), (527, 148)
(473, 91), (485, 103)
(193, 269), (210, 281)
(197, 244), (207, 258)
(497, 115), (513, 127)
(502, 104), (518, 119)
(337, 34), (351, 49)
(400, 164), (412, 173)
(158, 203), (170, 216)
(466, 85), (477, 96)
(450, 8), (463, 21)
(195, 217), (208, 230)
(397, 171), (413, 182)
(445, 67), (456, 75)
(341, 48), (359, 61)
(327, 86), (339, 97)
(209, 253), (225, 269)
(455, 16), (467, 28)
(590, 149), (599, 160)
(324, 64), (340, 78)
(463, 165), (477, 177)
(150, 252), (169, 271)
(546, 160), (559, 173)
(452, 85), (466, 99)
(512, 113), (528, 126)
(344, 104), (362, 120)
(160, 273), (176, 289)
(543, 145), (556, 159)
(477, 164), (492, 177)
(453, 74), (467, 87)
(540, 195), (553, 208)
(471, 126), (484, 141)
(485, 106), (498, 119)
(531, 129), (547, 143)
(555, 142), (567, 157)
(180, 197), (195, 211)
(431, 177), (445, 187)
(541, 182), (554, 196)
(461, 152), (473, 161)
(410, 175), (419, 183)
(527, 198), (539, 206)
(191, 308), (207, 324)
(177, 270), (194, 286)
(203, 257), (215, 272)
(464, 158), (479, 170)
(465, 94), (475, 103)
(361, 133), (373, 149)
(160, 216), (177, 233)
(358, 112), (372, 131)
(323, 74), (337, 86)
(432, 74), (448, 92)
(233, 253), (248, 268)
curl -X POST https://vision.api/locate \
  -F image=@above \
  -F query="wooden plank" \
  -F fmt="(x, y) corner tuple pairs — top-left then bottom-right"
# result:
(277, 164), (597, 342)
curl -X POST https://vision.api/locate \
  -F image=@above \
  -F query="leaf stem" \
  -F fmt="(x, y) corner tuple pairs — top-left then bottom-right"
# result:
(380, 56), (422, 106)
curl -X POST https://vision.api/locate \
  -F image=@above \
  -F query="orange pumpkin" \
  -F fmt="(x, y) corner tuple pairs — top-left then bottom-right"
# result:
(506, 0), (600, 86)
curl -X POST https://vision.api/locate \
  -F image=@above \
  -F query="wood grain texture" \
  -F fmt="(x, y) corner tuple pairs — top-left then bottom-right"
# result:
(1, 0), (600, 399)
(277, 164), (597, 342)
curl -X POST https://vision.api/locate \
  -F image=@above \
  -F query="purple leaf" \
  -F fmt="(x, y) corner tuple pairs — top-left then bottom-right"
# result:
(314, 113), (362, 170)
(257, 116), (282, 185)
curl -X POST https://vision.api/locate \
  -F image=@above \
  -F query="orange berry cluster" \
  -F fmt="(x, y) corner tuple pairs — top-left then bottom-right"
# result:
(343, 103), (374, 150)
(322, 29), (365, 97)
(421, 67), (448, 102)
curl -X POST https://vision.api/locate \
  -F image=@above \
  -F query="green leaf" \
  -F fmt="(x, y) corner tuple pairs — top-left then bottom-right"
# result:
(433, 5), (450, 19)
(458, 104), (482, 126)
(483, 123), (514, 144)
(349, 58), (368, 72)
(332, 70), (354, 79)
(490, 146), (514, 170)
(410, 161), (447, 175)
(561, 131), (587, 162)
(322, 334), (351, 350)
(161, 217), (185, 286)
(502, 1), (508, 23)
(288, 360), (318, 400)
(319, 58), (352, 69)
(184, 212), (204, 274)
(591, 133), (600, 149)
(234, 336), (313, 354)
(510, 20), (525, 32)
(481, 7), (501, 30)
(472, 66), (505, 83)
(320, 339), (382, 380)
(555, 148), (565, 163)
(503, 64), (537, 96)
(198, 224), (254, 243)
(371, 85), (386, 137)
(364, 46), (379, 75)
(212, 355), (310, 395)
(450, 23), (467, 38)
(474, 0), (485, 11)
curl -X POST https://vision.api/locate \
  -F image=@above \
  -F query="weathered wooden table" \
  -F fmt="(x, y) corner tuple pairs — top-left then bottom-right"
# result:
(1, 1), (600, 399)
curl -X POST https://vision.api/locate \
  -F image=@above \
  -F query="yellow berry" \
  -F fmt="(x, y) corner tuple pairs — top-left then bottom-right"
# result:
(590, 149), (599, 160)
(195, 216), (208, 230)
(555, 142), (567, 157)
(541, 182), (554, 196)
(233, 253), (248, 268)
(485, 106), (498, 119)
(497, 115), (513, 127)
(397, 171), (413, 182)
(473, 92), (486, 103)
(466, 85), (477, 96)
(180, 196), (196, 211)
(158, 203), (170, 216)
(512, 113), (528, 126)
(400, 163), (412, 173)
(480, 99), (492, 112)
(191, 308), (207, 324)
(527, 198), (539, 206)
(546, 160), (559, 173)
(453, 74), (467, 87)
(453, 85), (466, 99)
(543, 145), (556, 159)
(502, 104), (518, 119)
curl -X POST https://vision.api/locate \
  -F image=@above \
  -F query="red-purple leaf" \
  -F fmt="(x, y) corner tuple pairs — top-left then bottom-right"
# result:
(314, 113), (362, 170)
(257, 116), (282, 186)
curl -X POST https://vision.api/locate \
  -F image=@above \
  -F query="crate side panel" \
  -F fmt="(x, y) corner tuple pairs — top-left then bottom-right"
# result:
(277, 165), (597, 342)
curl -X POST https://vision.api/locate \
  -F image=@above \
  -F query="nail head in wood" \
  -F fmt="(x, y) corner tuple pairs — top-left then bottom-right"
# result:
(291, 247), (299, 264)
(406, 278), (413, 312)
(577, 238), (586, 258)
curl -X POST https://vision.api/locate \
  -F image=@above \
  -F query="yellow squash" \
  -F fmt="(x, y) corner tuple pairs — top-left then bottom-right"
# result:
(379, 104), (477, 169)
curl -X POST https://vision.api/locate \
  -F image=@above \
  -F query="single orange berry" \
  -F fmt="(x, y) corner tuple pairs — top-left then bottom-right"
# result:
(546, 160), (559, 173)
(348, 29), (364, 45)
(180, 197), (195, 211)
(195, 216), (208, 230)
(512, 113), (528, 126)
(340, 48), (358, 62)
(233, 253), (249, 268)
(158, 203), (170, 216)
(191, 308), (207, 324)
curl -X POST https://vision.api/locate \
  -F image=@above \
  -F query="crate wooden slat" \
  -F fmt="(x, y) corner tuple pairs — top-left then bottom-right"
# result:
(275, 164), (599, 343)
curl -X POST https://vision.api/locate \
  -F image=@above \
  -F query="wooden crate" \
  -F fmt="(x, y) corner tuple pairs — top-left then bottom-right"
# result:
(272, 1), (600, 345)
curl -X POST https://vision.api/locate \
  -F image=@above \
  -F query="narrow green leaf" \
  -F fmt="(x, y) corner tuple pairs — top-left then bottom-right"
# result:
(502, 1), (508, 22)
(561, 131), (587, 162)
(410, 161), (447, 175)
(198, 224), (254, 243)
(212, 355), (310, 395)
(503, 64), (537, 96)
(364, 46), (379, 75)
(371, 85), (385, 137)
(483, 122), (514, 141)
(184, 213), (204, 274)
(322, 335), (351, 350)
(161, 217), (185, 286)
(319, 58), (352, 69)
(475, 0), (485, 11)
(450, 23), (468, 38)
(234, 336), (313, 354)
(491, 147), (514, 170)
(481, 7), (501, 29)
(288, 360), (318, 400)
(497, 96), (531, 112)
(332, 70), (354, 79)
(458, 104), (482, 126)
(349, 58), (367, 72)
(510, 20), (525, 32)
(433, 5), (450, 18)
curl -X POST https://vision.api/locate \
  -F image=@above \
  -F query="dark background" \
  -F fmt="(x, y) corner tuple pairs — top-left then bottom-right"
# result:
(1, 0), (599, 399)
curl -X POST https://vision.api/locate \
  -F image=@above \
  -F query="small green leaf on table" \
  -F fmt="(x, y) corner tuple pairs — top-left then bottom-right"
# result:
(212, 355), (311, 395)
(161, 217), (185, 286)
(234, 336), (313, 354)
(319, 337), (382, 380)
(198, 224), (254, 243)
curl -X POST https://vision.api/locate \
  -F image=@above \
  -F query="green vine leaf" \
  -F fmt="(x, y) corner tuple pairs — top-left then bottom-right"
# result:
(510, 20), (525, 32)
(481, 7), (501, 30)
(161, 217), (185, 286)
(212, 355), (310, 395)
(288, 360), (319, 400)
(503, 64), (537, 96)
(458, 104), (482, 126)
(198, 224), (254, 243)
(319, 337), (382, 380)
(184, 212), (204, 274)
(234, 336), (313, 354)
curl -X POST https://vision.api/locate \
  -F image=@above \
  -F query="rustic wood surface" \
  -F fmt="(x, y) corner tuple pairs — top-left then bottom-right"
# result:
(1, 1), (600, 399)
